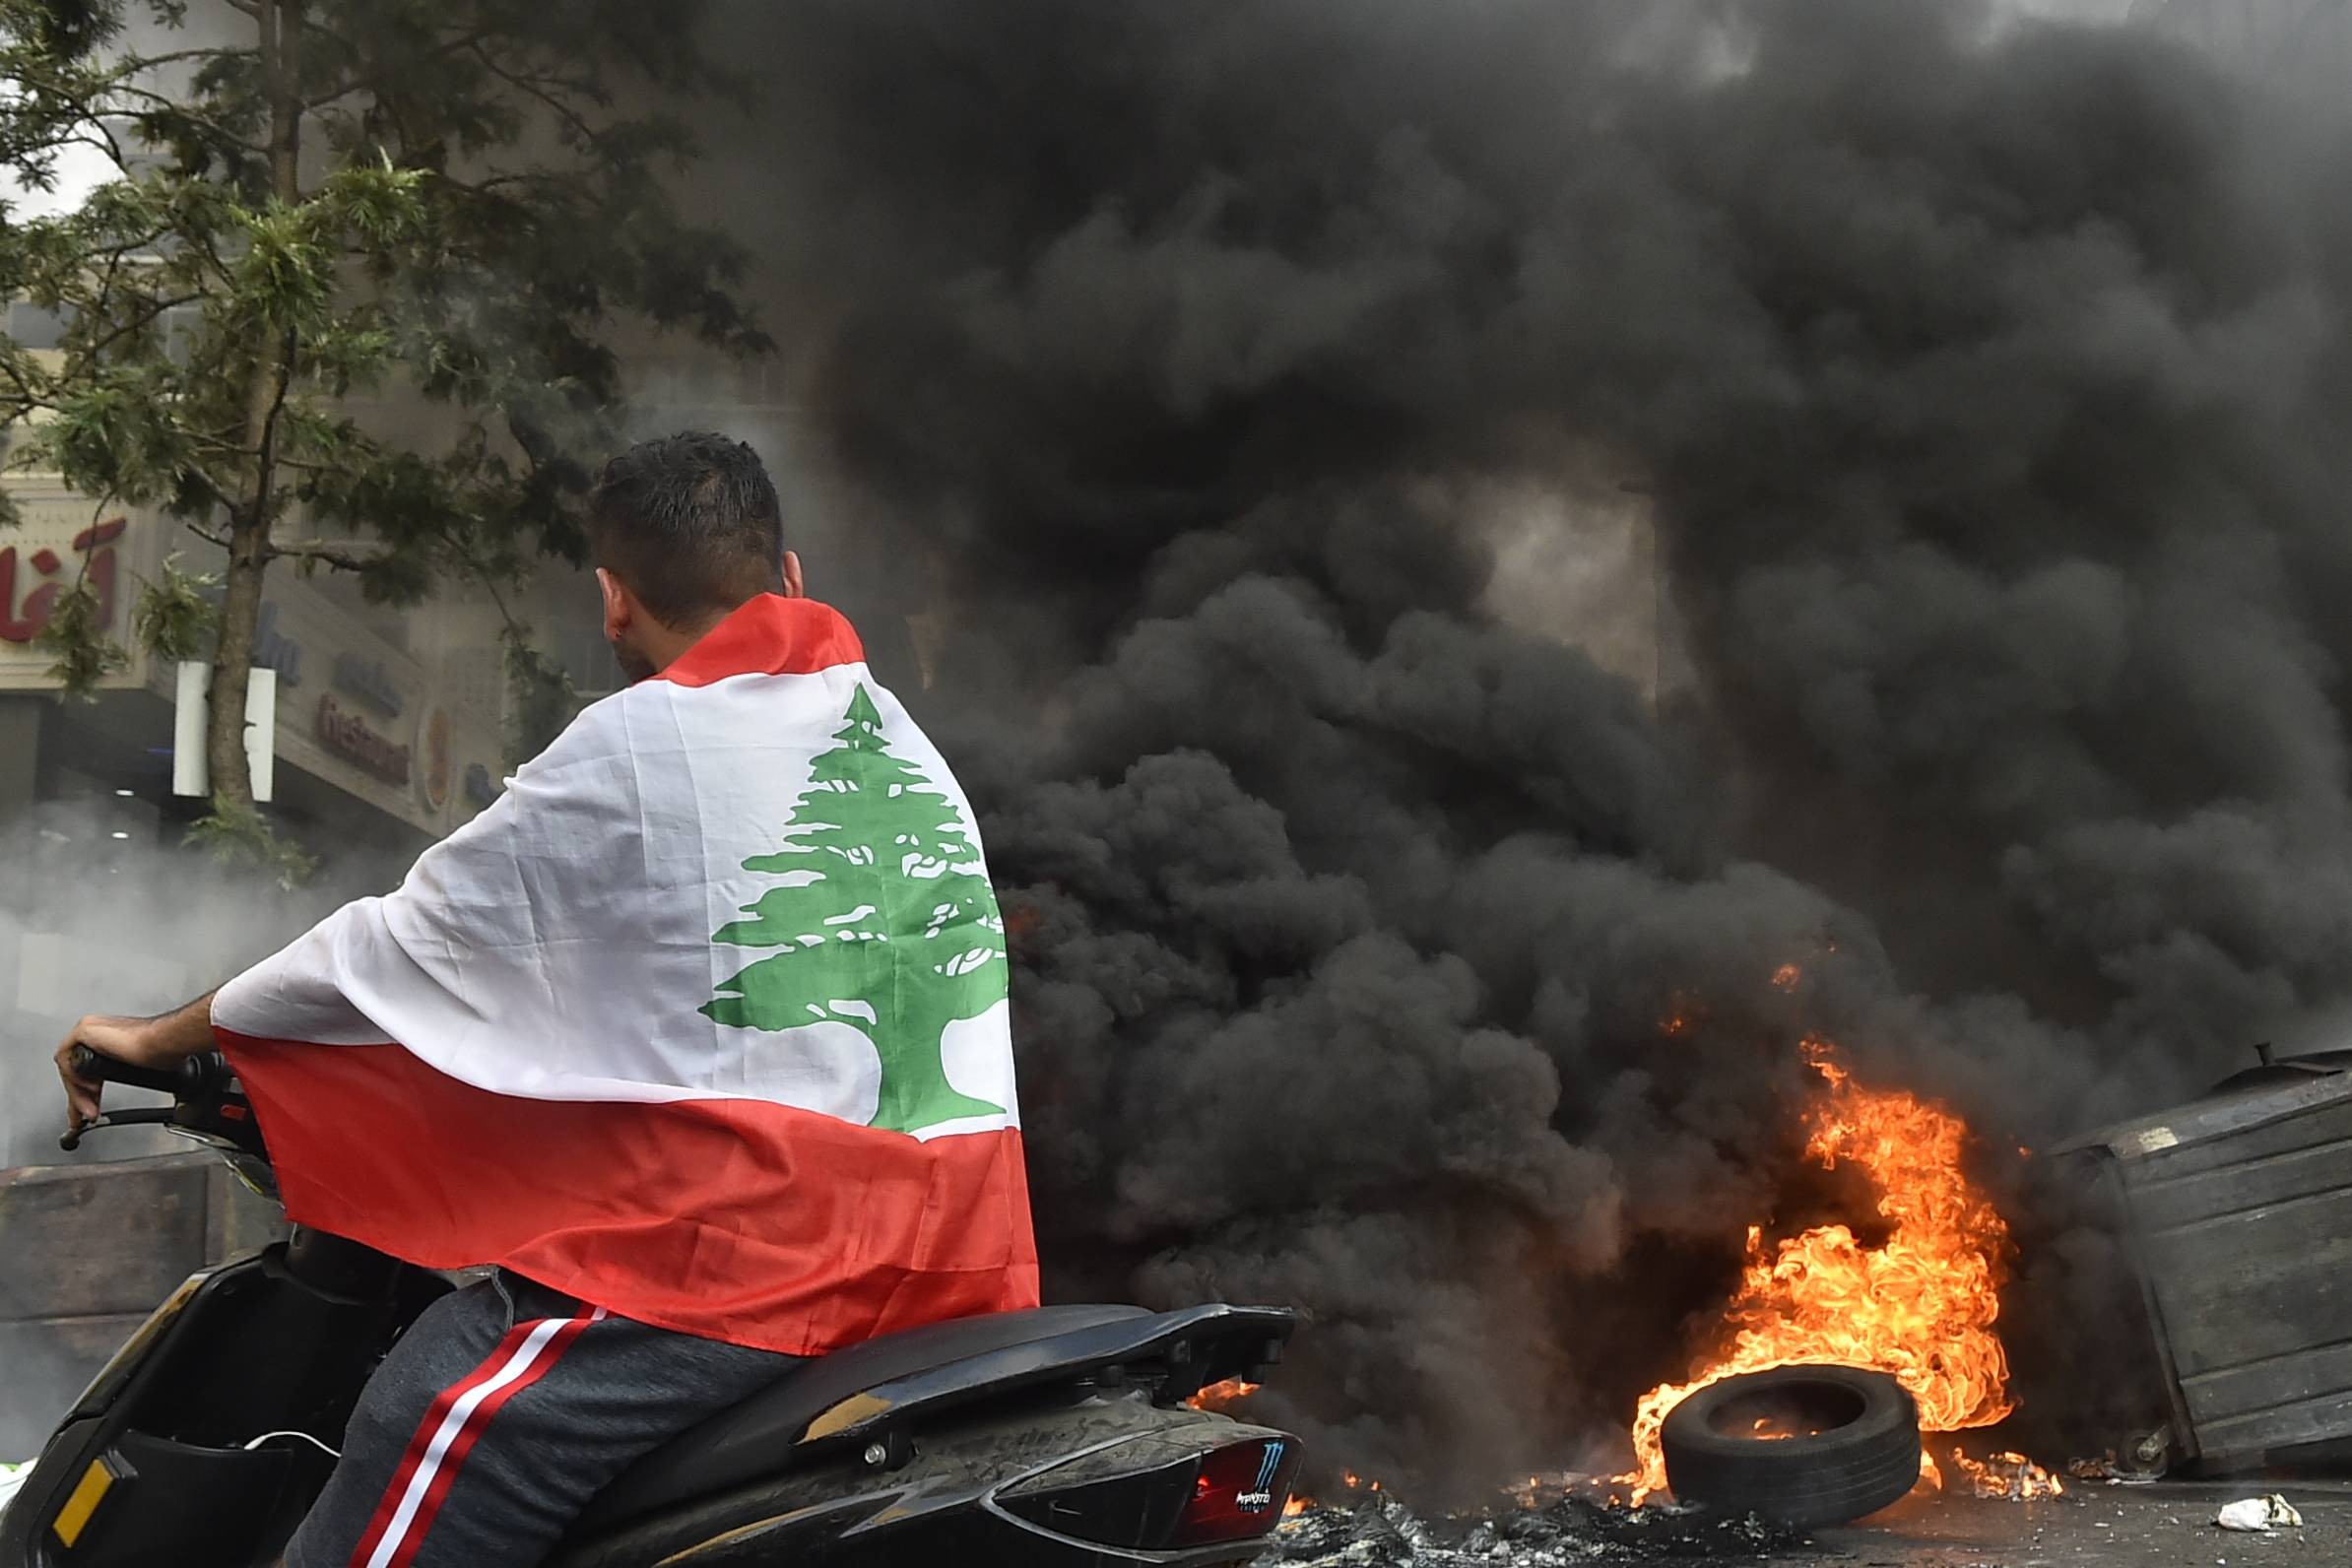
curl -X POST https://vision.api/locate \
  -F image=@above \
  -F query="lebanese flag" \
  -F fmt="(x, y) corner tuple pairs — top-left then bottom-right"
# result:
(212, 595), (1038, 1355)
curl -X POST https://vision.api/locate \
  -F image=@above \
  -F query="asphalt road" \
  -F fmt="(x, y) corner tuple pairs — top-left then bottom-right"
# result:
(1791, 1478), (2352, 1568)
(1260, 1476), (2352, 1566)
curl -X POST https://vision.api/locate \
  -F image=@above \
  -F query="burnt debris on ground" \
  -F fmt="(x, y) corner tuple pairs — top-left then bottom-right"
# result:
(1254, 1495), (1805, 1566)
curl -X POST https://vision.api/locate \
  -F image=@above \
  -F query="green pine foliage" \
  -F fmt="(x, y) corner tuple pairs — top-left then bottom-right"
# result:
(32, 569), (126, 691)
(498, 620), (572, 768)
(182, 794), (318, 888)
(703, 685), (1011, 1136)
(0, 0), (766, 827)
(130, 551), (220, 659)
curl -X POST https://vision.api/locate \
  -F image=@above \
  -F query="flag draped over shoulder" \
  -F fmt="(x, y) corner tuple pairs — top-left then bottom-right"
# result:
(212, 595), (1039, 1355)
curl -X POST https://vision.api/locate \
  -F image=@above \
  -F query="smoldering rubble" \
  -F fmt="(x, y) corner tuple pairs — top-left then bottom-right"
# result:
(692, 0), (2352, 1497)
(1257, 1493), (1803, 1567)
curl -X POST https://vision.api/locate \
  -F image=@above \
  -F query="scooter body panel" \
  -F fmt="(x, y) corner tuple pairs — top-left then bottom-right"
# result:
(551, 1388), (1299, 1568)
(0, 1241), (439, 1568)
(581, 1301), (1293, 1532)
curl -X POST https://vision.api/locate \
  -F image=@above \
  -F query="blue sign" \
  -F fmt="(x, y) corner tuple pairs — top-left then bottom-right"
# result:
(463, 762), (501, 809)
(333, 650), (406, 717)
(253, 601), (302, 687)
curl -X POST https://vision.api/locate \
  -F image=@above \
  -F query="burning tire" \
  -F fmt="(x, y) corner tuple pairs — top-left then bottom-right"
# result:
(1661, 1365), (1922, 1527)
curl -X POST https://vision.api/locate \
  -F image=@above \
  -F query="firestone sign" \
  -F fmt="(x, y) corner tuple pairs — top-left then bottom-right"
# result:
(241, 591), (497, 836)
(316, 690), (413, 786)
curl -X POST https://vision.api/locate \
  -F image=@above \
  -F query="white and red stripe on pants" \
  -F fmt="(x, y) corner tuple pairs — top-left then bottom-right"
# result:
(349, 1304), (608, 1568)
(281, 1273), (796, 1568)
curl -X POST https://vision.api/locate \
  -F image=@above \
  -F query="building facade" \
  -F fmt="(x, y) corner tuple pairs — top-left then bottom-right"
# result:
(0, 479), (522, 1180)
(0, 484), (511, 847)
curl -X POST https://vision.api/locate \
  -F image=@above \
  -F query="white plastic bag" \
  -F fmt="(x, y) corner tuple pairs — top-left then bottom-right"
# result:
(0, 1461), (30, 1520)
(2214, 1495), (2302, 1532)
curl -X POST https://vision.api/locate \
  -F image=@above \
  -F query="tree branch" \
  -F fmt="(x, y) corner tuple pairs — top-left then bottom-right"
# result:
(467, 42), (606, 151)
(106, 82), (270, 158)
(298, 25), (496, 112)
(172, 459), (243, 519)
(123, 48), (242, 74)
(266, 538), (385, 573)
(67, 293), (206, 373)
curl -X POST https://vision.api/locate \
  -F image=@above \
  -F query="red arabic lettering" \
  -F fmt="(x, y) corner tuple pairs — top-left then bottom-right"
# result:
(0, 517), (127, 643)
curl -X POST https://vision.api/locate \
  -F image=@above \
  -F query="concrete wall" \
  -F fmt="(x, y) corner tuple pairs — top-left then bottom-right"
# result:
(0, 1153), (284, 1456)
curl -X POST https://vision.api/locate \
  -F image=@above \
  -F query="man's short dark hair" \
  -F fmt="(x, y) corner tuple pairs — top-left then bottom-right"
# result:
(587, 432), (784, 624)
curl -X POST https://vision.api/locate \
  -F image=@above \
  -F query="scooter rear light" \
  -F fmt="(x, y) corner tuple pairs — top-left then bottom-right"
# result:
(1171, 1437), (1299, 1546)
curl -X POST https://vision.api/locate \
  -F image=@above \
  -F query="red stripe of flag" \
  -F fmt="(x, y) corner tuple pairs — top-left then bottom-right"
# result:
(653, 594), (865, 687)
(220, 1030), (1041, 1358)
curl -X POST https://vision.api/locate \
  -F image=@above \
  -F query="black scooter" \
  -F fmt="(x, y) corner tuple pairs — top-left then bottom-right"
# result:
(0, 1048), (1302, 1567)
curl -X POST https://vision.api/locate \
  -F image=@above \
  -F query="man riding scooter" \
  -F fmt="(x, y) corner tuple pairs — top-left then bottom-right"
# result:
(50, 432), (1040, 1567)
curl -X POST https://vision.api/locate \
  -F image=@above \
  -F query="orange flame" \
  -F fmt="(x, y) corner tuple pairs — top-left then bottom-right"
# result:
(1185, 1378), (1260, 1412)
(1949, 1448), (2064, 1500)
(1624, 1037), (2015, 1502)
(1187, 1378), (1320, 1518)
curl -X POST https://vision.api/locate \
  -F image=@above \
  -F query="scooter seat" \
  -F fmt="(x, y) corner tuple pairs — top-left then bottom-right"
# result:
(577, 1303), (1152, 1529)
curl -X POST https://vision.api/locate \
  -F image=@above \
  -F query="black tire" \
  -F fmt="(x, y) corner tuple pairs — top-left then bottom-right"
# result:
(1661, 1365), (1923, 1527)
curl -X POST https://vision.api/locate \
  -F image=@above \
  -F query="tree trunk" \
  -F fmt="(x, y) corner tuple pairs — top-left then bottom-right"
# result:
(205, 519), (269, 808)
(206, 0), (303, 816)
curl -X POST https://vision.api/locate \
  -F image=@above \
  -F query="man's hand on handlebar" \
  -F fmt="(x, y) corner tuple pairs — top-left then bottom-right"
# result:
(54, 991), (221, 1134)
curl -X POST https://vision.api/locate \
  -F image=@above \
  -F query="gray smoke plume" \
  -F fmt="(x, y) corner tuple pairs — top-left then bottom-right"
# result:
(0, 801), (379, 1167)
(0, 797), (411, 1452)
(694, 0), (2351, 1492)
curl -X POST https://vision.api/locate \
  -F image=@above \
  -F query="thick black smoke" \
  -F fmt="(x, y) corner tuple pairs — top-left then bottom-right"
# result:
(703, 0), (2352, 1491)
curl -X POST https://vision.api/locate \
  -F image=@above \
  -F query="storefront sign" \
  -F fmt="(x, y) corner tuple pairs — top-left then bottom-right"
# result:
(0, 496), (501, 836)
(253, 600), (304, 688)
(223, 584), (479, 835)
(0, 499), (501, 835)
(316, 690), (412, 786)
(418, 707), (451, 810)
(0, 516), (126, 644)
(334, 650), (404, 716)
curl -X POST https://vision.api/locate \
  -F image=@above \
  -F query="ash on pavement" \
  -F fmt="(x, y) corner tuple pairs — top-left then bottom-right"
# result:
(1257, 1493), (1800, 1565)
(1258, 1478), (2352, 1566)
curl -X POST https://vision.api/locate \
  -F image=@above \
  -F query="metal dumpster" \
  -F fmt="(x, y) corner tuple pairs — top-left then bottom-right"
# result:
(2062, 1046), (2352, 1469)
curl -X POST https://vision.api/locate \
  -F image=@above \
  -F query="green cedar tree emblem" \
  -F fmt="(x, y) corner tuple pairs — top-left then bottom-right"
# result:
(701, 684), (1009, 1134)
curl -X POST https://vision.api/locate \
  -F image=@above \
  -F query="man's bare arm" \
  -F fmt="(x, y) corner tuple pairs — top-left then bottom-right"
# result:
(54, 991), (221, 1133)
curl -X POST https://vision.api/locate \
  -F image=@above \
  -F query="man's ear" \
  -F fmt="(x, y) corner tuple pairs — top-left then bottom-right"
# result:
(597, 566), (633, 639)
(780, 550), (805, 599)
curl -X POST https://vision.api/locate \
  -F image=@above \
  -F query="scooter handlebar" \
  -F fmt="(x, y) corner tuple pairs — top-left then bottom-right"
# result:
(67, 1043), (198, 1096)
